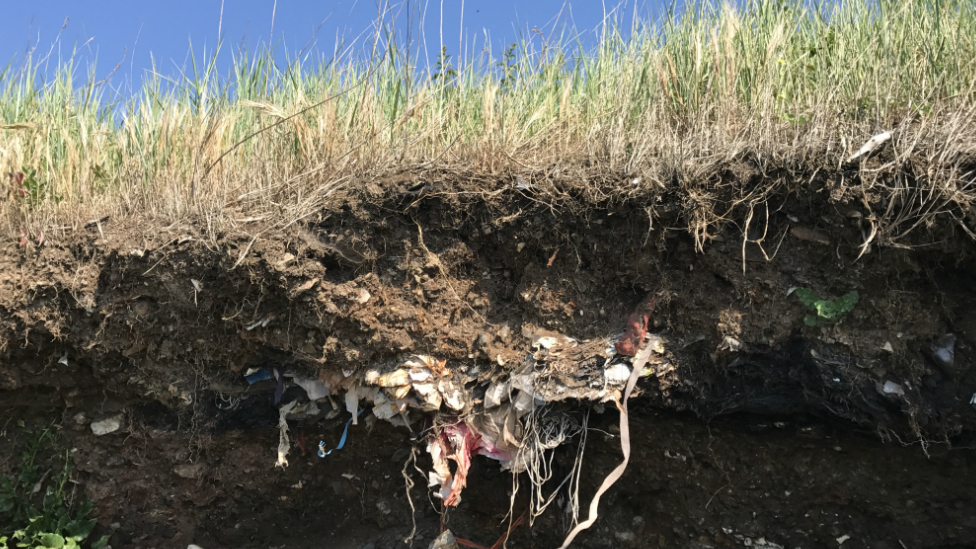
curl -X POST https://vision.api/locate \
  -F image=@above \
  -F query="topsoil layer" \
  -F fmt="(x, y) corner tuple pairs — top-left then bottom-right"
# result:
(2, 168), (976, 549)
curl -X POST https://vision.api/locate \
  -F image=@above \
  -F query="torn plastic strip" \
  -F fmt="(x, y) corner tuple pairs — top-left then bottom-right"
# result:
(318, 408), (366, 458)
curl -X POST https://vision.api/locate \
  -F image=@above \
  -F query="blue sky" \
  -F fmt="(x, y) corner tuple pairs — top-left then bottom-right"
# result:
(1, 1), (670, 91)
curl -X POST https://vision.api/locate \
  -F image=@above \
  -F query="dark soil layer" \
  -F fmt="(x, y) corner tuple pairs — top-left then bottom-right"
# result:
(2, 174), (976, 548)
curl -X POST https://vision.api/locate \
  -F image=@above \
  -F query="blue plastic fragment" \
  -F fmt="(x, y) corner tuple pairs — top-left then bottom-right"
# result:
(245, 368), (271, 384)
(318, 408), (366, 458)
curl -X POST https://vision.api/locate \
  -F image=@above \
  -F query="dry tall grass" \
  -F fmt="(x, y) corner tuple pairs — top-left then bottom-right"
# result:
(1, 0), (975, 246)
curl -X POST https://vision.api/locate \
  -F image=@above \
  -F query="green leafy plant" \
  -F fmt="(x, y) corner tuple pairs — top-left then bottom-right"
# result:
(432, 46), (458, 87)
(0, 427), (108, 549)
(794, 287), (858, 326)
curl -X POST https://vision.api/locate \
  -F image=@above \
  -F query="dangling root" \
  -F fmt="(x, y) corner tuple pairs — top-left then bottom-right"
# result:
(401, 447), (420, 545)
(514, 406), (584, 526)
(454, 509), (530, 549)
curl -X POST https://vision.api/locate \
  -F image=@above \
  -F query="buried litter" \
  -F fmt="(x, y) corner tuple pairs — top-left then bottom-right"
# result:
(318, 408), (365, 457)
(241, 296), (672, 543)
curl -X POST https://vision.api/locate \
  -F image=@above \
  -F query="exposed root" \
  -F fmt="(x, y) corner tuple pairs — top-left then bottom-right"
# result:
(401, 446), (420, 546)
(516, 407), (583, 525)
(740, 200), (788, 274)
(454, 509), (529, 549)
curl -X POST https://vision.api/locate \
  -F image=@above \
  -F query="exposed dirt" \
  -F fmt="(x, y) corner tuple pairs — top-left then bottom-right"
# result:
(2, 170), (976, 548)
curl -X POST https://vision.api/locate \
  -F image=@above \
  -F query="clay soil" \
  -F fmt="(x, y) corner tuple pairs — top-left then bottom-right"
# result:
(2, 169), (976, 548)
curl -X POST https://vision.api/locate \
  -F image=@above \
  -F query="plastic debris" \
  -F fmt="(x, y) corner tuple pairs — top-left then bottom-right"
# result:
(387, 384), (409, 400)
(345, 388), (361, 424)
(91, 416), (123, 436)
(931, 334), (956, 367)
(372, 392), (400, 421)
(645, 333), (666, 354)
(847, 130), (891, 161)
(273, 368), (286, 405)
(293, 376), (330, 401)
(408, 368), (432, 382)
(469, 404), (521, 462)
(511, 390), (537, 418)
(604, 363), (632, 385)
(318, 409), (364, 457)
(305, 400), (320, 416)
(244, 368), (272, 384)
(426, 415), (528, 507)
(484, 381), (510, 409)
(360, 356), (452, 415)
(429, 423), (482, 506)
(557, 340), (654, 549)
(58, 352), (69, 366)
(427, 437), (454, 501)
(615, 296), (657, 356)
(366, 369), (410, 387)
(438, 378), (465, 411)
(412, 381), (442, 411)
(405, 354), (449, 377)
(882, 341), (894, 353)
(836, 534), (851, 545)
(882, 381), (905, 396)
(275, 401), (297, 468)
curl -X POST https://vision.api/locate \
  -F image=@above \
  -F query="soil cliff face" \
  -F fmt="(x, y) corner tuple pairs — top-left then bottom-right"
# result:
(2, 174), (976, 548)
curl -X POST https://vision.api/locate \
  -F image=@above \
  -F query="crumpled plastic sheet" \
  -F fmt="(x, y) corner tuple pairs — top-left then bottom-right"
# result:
(428, 423), (479, 506)
(292, 376), (331, 401)
(258, 331), (669, 501)
(427, 418), (521, 506)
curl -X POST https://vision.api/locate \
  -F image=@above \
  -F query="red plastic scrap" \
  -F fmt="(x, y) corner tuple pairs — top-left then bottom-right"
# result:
(614, 296), (657, 357)
(430, 421), (516, 507)
(442, 423), (481, 507)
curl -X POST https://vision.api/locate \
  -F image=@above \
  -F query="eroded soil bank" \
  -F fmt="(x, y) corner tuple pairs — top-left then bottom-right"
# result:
(2, 172), (976, 548)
